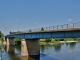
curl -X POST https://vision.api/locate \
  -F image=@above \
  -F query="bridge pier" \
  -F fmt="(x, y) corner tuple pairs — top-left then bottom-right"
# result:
(9, 38), (15, 46)
(3, 37), (7, 45)
(3, 37), (15, 46)
(5, 45), (9, 53)
(21, 39), (28, 56)
(21, 39), (40, 56)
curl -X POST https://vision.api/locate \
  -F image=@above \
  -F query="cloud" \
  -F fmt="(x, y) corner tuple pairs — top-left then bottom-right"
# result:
(34, 23), (36, 24)
(68, 19), (72, 21)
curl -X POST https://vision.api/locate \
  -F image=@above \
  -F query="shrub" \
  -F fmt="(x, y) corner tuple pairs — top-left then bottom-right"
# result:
(40, 39), (46, 42)
(45, 38), (51, 42)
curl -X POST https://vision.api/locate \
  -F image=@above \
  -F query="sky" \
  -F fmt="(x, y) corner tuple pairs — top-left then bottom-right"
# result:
(0, 0), (80, 35)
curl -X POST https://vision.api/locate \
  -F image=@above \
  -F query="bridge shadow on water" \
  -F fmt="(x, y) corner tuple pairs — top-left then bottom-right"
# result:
(2, 45), (58, 60)
(40, 54), (58, 60)
(21, 54), (58, 60)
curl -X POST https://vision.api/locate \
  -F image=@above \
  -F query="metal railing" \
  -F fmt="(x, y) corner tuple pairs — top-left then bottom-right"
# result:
(14, 22), (80, 34)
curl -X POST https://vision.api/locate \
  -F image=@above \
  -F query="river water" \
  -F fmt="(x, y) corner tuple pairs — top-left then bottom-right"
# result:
(1, 42), (80, 60)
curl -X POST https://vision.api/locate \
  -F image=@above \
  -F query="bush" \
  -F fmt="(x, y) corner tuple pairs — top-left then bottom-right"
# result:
(40, 39), (46, 42)
(45, 38), (51, 42)
(14, 38), (21, 45)
(51, 39), (55, 43)
(64, 38), (74, 41)
(51, 39), (59, 44)
(0, 38), (2, 41)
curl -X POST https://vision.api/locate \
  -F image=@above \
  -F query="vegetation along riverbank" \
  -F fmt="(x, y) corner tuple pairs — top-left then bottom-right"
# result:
(40, 38), (79, 45)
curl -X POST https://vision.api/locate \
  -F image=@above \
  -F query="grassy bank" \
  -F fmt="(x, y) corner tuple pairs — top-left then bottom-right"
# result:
(40, 38), (79, 45)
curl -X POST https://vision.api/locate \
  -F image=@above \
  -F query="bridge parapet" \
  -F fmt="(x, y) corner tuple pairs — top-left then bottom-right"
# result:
(6, 22), (80, 35)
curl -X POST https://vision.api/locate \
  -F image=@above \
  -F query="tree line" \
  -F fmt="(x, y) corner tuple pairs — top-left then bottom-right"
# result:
(9, 27), (44, 34)
(0, 31), (3, 41)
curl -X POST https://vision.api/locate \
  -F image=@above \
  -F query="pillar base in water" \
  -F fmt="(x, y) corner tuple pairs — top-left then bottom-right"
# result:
(21, 39), (40, 56)
(21, 39), (28, 56)
(26, 39), (40, 55)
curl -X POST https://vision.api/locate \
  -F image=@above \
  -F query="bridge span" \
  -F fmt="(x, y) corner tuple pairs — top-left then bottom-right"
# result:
(3, 22), (80, 56)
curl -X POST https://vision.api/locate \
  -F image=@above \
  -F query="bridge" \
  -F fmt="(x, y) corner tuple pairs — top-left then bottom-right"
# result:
(3, 22), (80, 56)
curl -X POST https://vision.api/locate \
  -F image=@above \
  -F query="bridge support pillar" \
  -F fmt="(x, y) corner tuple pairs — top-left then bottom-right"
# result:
(9, 38), (15, 45)
(21, 39), (28, 56)
(5, 38), (15, 46)
(6, 38), (9, 45)
(3, 37), (6, 45)
(26, 39), (40, 55)
(21, 39), (40, 56)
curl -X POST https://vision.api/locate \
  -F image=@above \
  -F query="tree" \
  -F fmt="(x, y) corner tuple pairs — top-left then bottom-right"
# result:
(0, 31), (3, 41)
(41, 27), (44, 31)
(9, 31), (12, 34)
(29, 29), (32, 32)
(14, 38), (21, 45)
(0, 31), (3, 38)
(16, 31), (22, 33)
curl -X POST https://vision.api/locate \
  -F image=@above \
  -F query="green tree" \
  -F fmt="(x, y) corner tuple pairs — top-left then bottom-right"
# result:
(45, 38), (52, 42)
(41, 27), (44, 31)
(29, 29), (32, 32)
(9, 31), (12, 34)
(14, 38), (21, 45)
(0, 31), (3, 38)
(17, 31), (22, 33)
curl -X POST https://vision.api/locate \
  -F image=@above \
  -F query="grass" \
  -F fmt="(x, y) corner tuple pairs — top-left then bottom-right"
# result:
(40, 38), (79, 44)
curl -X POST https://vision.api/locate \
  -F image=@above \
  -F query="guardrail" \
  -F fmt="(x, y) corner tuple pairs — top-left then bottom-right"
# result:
(11, 22), (80, 34)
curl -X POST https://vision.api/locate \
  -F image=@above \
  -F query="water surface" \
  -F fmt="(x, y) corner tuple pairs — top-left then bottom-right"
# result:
(1, 42), (80, 60)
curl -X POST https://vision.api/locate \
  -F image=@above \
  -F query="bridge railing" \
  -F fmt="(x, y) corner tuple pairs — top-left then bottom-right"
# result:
(13, 22), (80, 34)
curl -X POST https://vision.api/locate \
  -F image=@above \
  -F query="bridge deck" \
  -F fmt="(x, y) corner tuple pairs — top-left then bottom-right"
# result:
(16, 28), (80, 34)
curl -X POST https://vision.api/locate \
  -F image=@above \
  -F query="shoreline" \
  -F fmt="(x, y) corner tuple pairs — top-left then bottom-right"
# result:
(40, 41), (78, 45)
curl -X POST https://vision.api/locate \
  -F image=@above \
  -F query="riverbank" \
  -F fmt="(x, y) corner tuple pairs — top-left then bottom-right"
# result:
(40, 41), (78, 45)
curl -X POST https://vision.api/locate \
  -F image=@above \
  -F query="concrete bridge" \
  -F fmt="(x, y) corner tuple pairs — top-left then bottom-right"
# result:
(3, 22), (80, 56)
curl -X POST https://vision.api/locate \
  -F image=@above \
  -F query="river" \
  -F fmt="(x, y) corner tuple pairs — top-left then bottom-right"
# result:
(1, 42), (80, 60)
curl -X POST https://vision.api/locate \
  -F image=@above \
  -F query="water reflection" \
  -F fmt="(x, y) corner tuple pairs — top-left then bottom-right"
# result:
(40, 54), (58, 60)
(40, 44), (62, 53)
(54, 43), (61, 52)
(4, 45), (40, 60)
(2, 42), (80, 60)
(15, 45), (21, 55)
(15, 45), (21, 51)
(40, 45), (45, 53)
(21, 55), (40, 60)
(21, 56), (28, 60)
(66, 43), (69, 46)
(5, 45), (9, 53)
(5, 46), (15, 54)
(69, 42), (77, 49)
(5, 45), (20, 60)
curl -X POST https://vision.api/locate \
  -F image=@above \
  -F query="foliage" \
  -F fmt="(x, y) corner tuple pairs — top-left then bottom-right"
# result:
(51, 39), (59, 44)
(40, 38), (80, 43)
(9, 31), (12, 34)
(14, 38), (21, 42)
(45, 38), (52, 42)
(64, 38), (74, 41)
(9, 31), (23, 34)
(51, 39), (56, 43)
(0, 38), (2, 41)
(40, 38), (52, 42)
(41, 27), (44, 31)
(74, 38), (80, 40)
(0, 31), (3, 38)
(54, 38), (65, 41)
(40, 39), (46, 42)
(29, 29), (32, 32)
(14, 38), (21, 45)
